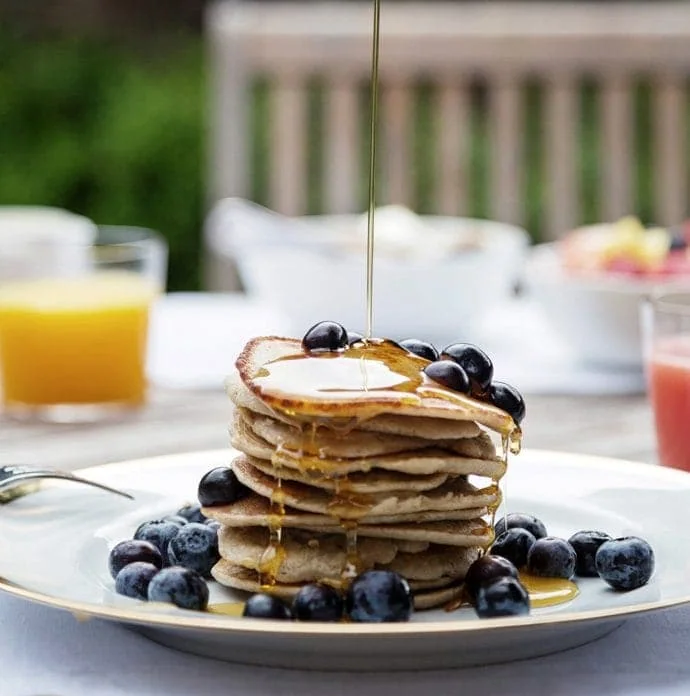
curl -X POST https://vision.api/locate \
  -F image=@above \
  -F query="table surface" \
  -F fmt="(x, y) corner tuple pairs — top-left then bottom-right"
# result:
(3, 389), (681, 696)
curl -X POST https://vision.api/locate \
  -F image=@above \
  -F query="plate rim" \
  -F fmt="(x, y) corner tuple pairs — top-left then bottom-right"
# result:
(1, 447), (689, 636)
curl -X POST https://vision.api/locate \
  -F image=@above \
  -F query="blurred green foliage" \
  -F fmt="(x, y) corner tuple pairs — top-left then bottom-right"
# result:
(0, 33), (204, 291)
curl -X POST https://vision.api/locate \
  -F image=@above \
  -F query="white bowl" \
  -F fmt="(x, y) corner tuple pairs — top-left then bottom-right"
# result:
(205, 199), (530, 346)
(524, 243), (690, 368)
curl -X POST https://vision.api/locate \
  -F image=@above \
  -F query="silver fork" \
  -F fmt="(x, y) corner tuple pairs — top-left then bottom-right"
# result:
(0, 464), (134, 502)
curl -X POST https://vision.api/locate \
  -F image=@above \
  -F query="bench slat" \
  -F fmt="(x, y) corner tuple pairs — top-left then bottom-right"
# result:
(545, 77), (578, 238)
(490, 75), (523, 225)
(326, 81), (361, 214)
(382, 83), (413, 206)
(437, 82), (470, 216)
(601, 75), (633, 221)
(271, 80), (308, 216)
(654, 76), (687, 226)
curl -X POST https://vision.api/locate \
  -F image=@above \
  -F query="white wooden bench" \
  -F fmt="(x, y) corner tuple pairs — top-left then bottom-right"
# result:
(206, 1), (690, 287)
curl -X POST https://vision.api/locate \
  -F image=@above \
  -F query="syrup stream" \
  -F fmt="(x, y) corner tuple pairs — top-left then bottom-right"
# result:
(364, 0), (381, 340)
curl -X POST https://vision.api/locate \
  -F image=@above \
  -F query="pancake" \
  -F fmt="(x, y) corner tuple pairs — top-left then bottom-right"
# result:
(228, 373), (485, 441)
(205, 493), (489, 528)
(231, 422), (504, 478)
(234, 456), (501, 519)
(248, 455), (451, 494)
(220, 526), (481, 585)
(211, 560), (464, 610)
(210, 501), (492, 546)
(238, 407), (497, 461)
(235, 336), (515, 435)
(238, 408), (431, 458)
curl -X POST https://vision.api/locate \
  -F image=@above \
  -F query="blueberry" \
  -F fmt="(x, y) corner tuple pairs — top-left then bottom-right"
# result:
(494, 513), (547, 540)
(441, 343), (493, 391)
(595, 537), (655, 591)
(108, 540), (162, 580)
(527, 537), (577, 579)
(348, 331), (364, 345)
(167, 522), (220, 577)
(424, 361), (471, 394)
(302, 321), (348, 352)
(115, 562), (160, 600)
(489, 382), (526, 425)
(243, 593), (292, 620)
(292, 583), (343, 622)
(162, 515), (188, 526)
(399, 339), (439, 362)
(176, 503), (207, 524)
(568, 530), (613, 577)
(475, 577), (530, 618)
(491, 528), (536, 569)
(346, 570), (413, 623)
(147, 566), (209, 610)
(134, 521), (181, 566)
(198, 466), (249, 507)
(464, 555), (518, 603)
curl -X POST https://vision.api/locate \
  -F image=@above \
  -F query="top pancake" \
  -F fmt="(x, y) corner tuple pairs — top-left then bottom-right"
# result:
(233, 336), (515, 436)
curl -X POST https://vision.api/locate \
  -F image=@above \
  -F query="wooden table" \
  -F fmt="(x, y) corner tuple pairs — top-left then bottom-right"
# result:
(1, 390), (658, 471)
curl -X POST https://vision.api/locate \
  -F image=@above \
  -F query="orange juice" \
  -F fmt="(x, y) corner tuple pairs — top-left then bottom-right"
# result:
(0, 273), (157, 407)
(649, 337), (690, 472)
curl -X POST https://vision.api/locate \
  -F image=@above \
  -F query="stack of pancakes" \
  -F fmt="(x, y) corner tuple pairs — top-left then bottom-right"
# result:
(205, 336), (516, 609)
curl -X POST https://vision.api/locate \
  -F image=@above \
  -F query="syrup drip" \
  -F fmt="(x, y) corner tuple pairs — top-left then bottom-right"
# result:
(364, 0), (381, 339)
(260, 446), (287, 587)
(518, 573), (579, 608)
(207, 602), (245, 617)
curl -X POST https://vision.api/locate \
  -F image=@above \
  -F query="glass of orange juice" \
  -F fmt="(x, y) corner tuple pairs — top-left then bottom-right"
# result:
(0, 225), (167, 422)
(643, 291), (690, 472)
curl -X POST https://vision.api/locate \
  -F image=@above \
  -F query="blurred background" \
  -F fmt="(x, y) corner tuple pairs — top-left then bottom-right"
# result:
(0, 0), (687, 292)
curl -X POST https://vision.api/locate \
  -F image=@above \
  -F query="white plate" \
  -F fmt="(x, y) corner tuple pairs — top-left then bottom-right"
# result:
(0, 449), (687, 671)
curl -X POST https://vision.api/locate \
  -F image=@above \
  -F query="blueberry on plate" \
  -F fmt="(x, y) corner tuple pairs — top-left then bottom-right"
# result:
(346, 570), (413, 623)
(302, 321), (349, 352)
(488, 382), (526, 425)
(147, 566), (209, 610)
(595, 537), (655, 591)
(243, 593), (293, 620)
(475, 577), (530, 619)
(176, 503), (207, 524)
(464, 555), (518, 603)
(527, 537), (577, 579)
(167, 522), (220, 577)
(292, 583), (343, 622)
(108, 540), (163, 580)
(494, 513), (547, 540)
(491, 528), (536, 569)
(134, 520), (181, 566)
(441, 344), (493, 391)
(399, 339), (439, 362)
(198, 466), (249, 507)
(424, 361), (471, 394)
(568, 530), (613, 577)
(162, 515), (188, 527)
(115, 562), (160, 600)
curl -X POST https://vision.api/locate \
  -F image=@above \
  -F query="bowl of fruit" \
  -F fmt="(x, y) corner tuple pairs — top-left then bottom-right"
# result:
(523, 217), (690, 368)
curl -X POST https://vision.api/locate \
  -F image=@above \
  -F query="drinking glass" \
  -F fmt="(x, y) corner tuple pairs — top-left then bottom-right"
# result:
(642, 291), (690, 471)
(0, 225), (167, 422)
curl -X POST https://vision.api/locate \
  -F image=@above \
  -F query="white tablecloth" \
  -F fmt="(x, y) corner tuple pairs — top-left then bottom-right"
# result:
(4, 593), (690, 696)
